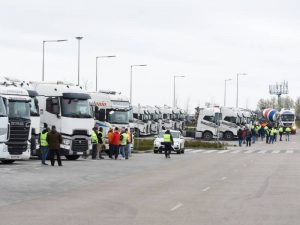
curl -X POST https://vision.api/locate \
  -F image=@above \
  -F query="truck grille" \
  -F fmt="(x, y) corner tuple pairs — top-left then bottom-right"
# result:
(7, 119), (30, 155)
(72, 138), (88, 152)
(73, 130), (88, 136)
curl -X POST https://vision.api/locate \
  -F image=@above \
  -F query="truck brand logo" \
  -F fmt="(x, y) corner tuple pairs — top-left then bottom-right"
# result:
(10, 121), (24, 126)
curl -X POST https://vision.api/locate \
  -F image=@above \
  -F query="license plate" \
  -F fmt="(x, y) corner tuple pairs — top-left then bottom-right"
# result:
(11, 155), (21, 159)
(76, 152), (83, 155)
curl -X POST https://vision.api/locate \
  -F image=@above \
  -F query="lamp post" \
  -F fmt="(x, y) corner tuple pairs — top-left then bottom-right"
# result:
(236, 73), (247, 108)
(75, 37), (83, 86)
(42, 39), (67, 81)
(130, 64), (147, 104)
(173, 75), (185, 107)
(95, 55), (116, 92)
(224, 78), (232, 106)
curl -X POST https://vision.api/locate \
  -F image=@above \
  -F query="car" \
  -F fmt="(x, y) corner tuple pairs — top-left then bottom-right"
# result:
(153, 130), (185, 154)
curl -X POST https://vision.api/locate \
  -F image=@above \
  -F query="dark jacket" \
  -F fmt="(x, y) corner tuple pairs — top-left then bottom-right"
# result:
(246, 130), (252, 139)
(47, 130), (62, 150)
(237, 129), (243, 139)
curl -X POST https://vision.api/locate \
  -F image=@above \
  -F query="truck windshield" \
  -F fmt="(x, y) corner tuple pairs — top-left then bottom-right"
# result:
(0, 97), (7, 117)
(61, 98), (92, 118)
(108, 111), (129, 124)
(30, 97), (39, 117)
(8, 100), (30, 119)
(281, 114), (295, 121)
(128, 110), (134, 122)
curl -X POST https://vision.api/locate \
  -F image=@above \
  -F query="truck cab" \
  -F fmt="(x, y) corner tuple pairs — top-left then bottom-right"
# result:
(219, 107), (241, 140)
(146, 105), (159, 135)
(131, 105), (151, 137)
(0, 79), (31, 163)
(195, 107), (219, 140)
(31, 81), (94, 160)
(280, 108), (296, 134)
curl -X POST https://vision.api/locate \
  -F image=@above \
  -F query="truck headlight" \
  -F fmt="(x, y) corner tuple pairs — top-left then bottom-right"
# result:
(154, 141), (160, 146)
(62, 139), (71, 145)
(292, 126), (297, 130)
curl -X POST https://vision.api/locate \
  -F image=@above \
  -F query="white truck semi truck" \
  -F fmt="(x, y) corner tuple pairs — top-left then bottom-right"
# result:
(218, 107), (241, 140)
(195, 107), (220, 140)
(3, 77), (41, 154)
(146, 105), (159, 135)
(131, 105), (151, 137)
(31, 81), (94, 160)
(280, 108), (296, 134)
(89, 91), (131, 135)
(0, 78), (31, 163)
(156, 105), (174, 131)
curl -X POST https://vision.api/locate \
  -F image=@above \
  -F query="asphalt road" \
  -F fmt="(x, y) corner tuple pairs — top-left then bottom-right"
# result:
(0, 133), (300, 225)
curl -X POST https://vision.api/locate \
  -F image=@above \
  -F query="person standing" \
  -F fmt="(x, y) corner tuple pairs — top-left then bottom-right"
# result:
(237, 128), (243, 147)
(107, 128), (114, 159)
(111, 127), (121, 160)
(246, 128), (252, 147)
(251, 125), (257, 144)
(39, 123), (49, 165)
(120, 129), (128, 159)
(269, 127), (275, 144)
(163, 130), (174, 158)
(242, 128), (246, 144)
(285, 126), (291, 141)
(127, 128), (133, 157)
(97, 127), (105, 159)
(91, 127), (98, 160)
(265, 126), (270, 144)
(279, 126), (284, 141)
(47, 125), (63, 166)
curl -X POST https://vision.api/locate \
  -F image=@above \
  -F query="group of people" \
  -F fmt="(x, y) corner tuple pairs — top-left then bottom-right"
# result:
(39, 123), (63, 166)
(237, 124), (292, 147)
(91, 126), (133, 160)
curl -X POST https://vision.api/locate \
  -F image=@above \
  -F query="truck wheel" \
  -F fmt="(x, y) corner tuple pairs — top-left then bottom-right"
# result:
(177, 150), (181, 154)
(154, 150), (158, 154)
(2, 160), (15, 164)
(65, 155), (80, 160)
(203, 132), (213, 141)
(181, 149), (185, 154)
(224, 132), (234, 140)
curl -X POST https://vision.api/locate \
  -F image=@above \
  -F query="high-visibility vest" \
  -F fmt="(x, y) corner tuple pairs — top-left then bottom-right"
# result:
(91, 131), (98, 144)
(270, 129), (275, 136)
(163, 134), (171, 143)
(127, 131), (132, 143)
(286, 127), (291, 133)
(279, 127), (284, 133)
(40, 132), (48, 147)
(121, 133), (128, 146)
(99, 131), (105, 143)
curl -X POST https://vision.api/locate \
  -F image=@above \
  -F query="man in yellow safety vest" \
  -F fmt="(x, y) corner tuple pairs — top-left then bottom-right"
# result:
(39, 123), (49, 165)
(163, 130), (174, 159)
(91, 126), (99, 159)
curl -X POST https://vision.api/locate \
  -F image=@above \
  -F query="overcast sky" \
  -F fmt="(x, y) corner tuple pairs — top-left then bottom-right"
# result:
(0, 0), (299, 112)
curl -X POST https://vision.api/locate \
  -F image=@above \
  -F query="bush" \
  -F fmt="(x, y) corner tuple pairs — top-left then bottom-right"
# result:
(133, 139), (154, 151)
(185, 140), (224, 149)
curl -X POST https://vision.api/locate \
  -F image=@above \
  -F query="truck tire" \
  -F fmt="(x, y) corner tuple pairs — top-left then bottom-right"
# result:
(2, 160), (15, 164)
(176, 150), (181, 154)
(224, 132), (234, 140)
(203, 131), (213, 141)
(65, 155), (80, 160)
(154, 150), (158, 154)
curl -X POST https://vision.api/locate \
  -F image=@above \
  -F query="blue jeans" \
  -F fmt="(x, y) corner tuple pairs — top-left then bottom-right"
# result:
(286, 133), (290, 141)
(238, 139), (243, 147)
(40, 146), (49, 164)
(119, 145), (126, 158)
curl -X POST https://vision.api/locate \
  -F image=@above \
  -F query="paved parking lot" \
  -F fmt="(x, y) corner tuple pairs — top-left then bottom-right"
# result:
(0, 132), (299, 225)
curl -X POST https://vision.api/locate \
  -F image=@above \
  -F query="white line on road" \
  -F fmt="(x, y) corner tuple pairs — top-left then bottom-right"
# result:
(244, 150), (254, 154)
(272, 150), (281, 154)
(170, 203), (183, 212)
(230, 150), (242, 154)
(286, 150), (294, 154)
(190, 150), (205, 153)
(203, 150), (217, 154)
(258, 150), (268, 154)
(202, 187), (211, 192)
(217, 150), (230, 154)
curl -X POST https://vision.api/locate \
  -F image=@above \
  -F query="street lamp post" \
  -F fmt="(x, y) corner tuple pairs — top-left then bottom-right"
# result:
(75, 37), (83, 86)
(236, 73), (247, 108)
(173, 75), (185, 107)
(42, 39), (67, 81)
(95, 55), (116, 92)
(224, 78), (232, 106)
(130, 64), (147, 104)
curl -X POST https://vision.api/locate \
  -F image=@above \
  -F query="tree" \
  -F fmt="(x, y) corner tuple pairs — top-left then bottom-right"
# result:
(295, 97), (300, 118)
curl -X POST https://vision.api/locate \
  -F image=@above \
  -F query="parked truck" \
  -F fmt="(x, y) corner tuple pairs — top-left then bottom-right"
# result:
(31, 81), (94, 160)
(280, 108), (296, 134)
(195, 107), (220, 140)
(131, 105), (151, 136)
(0, 78), (31, 163)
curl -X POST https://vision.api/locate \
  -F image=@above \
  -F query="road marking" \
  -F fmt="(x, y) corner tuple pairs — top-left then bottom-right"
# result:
(202, 187), (211, 192)
(258, 150), (268, 154)
(217, 150), (229, 154)
(221, 177), (227, 181)
(286, 150), (294, 154)
(203, 150), (217, 154)
(170, 203), (183, 212)
(244, 150), (254, 154)
(272, 150), (280, 154)
(230, 150), (241, 154)
(190, 150), (205, 153)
